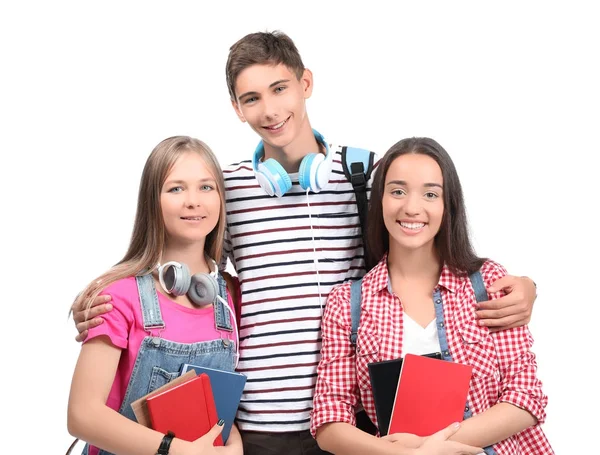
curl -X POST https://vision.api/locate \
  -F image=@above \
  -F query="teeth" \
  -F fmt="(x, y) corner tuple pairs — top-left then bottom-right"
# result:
(183, 217), (202, 220)
(400, 222), (425, 230)
(269, 119), (286, 129)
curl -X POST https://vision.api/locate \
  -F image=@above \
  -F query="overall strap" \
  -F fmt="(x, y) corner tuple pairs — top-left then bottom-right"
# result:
(469, 270), (489, 303)
(136, 274), (165, 331)
(349, 278), (363, 347)
(214, 273), (233, 332)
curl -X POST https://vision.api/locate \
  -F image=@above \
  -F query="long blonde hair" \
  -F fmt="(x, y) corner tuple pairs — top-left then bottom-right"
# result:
(74, 136), (226, 311)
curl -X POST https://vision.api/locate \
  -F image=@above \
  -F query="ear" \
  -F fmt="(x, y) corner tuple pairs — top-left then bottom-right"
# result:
(301, 68), (314, 99)
(231, 98), (246, 123)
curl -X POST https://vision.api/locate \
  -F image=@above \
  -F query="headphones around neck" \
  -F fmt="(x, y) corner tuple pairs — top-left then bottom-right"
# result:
(252, 129), (332, 197)
(158, 260), (219, 306)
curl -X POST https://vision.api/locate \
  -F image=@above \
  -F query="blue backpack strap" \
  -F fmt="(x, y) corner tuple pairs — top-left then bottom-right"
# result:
(469, 270), (489, 303)
(341, 147), (375, 254)
(349, 278), (363, 347)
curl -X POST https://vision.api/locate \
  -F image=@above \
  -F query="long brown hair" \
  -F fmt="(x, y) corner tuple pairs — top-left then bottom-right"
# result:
(74, 136), (226, 311)
(366, 137), (485, 275)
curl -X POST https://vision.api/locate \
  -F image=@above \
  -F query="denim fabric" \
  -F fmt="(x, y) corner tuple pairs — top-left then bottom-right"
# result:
(84, 273), (235, 455)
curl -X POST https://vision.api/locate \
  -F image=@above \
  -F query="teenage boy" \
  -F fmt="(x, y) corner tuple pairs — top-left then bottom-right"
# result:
(73, 31), (537, 455)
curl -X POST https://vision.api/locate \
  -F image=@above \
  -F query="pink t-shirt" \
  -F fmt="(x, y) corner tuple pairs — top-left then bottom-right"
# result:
(84, 276), (236, 455)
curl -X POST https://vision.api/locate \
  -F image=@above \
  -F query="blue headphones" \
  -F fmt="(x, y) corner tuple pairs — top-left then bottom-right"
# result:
(252, 129), (332, 197)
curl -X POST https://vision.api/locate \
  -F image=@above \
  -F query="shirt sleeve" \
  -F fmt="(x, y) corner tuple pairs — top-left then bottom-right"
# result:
(84, 281), (135, 350)
(482, 261), (548, 423)
(310, 283), (360, 437)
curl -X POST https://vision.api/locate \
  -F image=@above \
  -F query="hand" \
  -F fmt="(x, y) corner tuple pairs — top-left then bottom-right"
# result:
(172, 421), (239, 454)
(71, 294), (113, 342)
(475, 275), (536, 332)
(381, 432), (422, 448)
(417, 423), (483, 455)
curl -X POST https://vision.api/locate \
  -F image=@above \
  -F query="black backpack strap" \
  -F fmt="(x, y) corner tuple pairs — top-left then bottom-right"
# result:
(349, 278), (363, 347)
(341, 147), (375, 252)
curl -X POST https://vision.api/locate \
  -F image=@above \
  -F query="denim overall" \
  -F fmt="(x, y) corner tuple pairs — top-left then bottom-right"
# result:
(84, 273), (235, 455)
(350, 271), (496, 455)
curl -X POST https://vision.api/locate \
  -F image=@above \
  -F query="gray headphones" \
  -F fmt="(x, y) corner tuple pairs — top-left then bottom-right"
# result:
(157, 260), (219, 305)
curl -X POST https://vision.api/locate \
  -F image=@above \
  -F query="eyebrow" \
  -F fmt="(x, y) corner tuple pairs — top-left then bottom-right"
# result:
(386, 180), (443, 189)
(238, 79), (290, 100)
(164, 178), (216, 186)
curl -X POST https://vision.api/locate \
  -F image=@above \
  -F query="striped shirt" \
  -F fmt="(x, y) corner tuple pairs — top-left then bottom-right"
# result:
(221, 145), (377, 432)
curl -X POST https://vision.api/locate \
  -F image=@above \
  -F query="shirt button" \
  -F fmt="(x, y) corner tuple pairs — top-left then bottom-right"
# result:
(356, 347), (361, 353)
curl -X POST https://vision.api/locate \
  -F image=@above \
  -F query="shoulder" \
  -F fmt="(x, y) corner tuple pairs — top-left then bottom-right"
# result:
(478, 259), (508, 289)
(222, 159), (253, 177)
(99, 276), (140, 312)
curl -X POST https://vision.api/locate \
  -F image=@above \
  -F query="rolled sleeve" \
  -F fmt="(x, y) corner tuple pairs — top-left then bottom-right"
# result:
(482, 260), (548, 424)
(84, 287), (133, 350)
(310, 283), (360, 437)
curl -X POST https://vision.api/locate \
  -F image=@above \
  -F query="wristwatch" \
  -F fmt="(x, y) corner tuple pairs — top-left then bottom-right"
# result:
(156, 431), (175, 455)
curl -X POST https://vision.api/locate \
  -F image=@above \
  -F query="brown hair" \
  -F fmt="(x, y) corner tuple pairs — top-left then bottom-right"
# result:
(366, 137), (485, 275)
(226, 30), (305, 100)
(74, 136), (226, 311)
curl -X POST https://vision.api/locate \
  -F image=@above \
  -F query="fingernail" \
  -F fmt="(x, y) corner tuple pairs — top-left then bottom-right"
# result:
(96, 318), (104, 324)
(478, 319), (485, 326)
(452, 422), (460, 429)
(106, 304), (113, 310)
(104, 295), (111, 302)
(217, 419), (225, 426)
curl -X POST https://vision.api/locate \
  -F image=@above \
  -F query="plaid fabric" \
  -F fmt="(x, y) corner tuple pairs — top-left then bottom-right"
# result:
(311, 256), (554, 454)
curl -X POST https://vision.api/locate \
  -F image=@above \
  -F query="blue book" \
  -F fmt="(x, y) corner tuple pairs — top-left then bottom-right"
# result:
(180, 364), (246, 443)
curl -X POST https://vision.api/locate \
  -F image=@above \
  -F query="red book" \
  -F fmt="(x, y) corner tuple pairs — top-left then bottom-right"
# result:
(146, 373), (223, 446)
(388, 353), (473, 437)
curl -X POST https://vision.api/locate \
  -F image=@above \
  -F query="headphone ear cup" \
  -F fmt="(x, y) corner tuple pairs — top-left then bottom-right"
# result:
(188, 273), (220, 305)
(162, 263), (191, 296)
(298, 153), (316, 191)
(257, 159), (292, 197)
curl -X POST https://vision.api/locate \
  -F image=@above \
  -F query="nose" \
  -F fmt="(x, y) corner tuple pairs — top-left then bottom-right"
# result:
(261, 94), (278, 121)
(185, 190), (202, 208)
(404, 193), (422, 216)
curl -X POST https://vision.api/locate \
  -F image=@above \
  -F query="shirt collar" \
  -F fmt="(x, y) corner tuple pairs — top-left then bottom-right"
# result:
(363, 254), (462, 295)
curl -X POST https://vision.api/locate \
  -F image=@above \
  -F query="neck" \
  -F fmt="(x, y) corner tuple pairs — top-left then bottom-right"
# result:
(263, 118), (320, 173)
(162, 239), (211, 275)
(387, 241), (441, 282)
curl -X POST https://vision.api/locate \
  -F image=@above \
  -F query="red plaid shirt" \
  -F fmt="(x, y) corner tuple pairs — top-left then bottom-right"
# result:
(311, 256), (553, 454)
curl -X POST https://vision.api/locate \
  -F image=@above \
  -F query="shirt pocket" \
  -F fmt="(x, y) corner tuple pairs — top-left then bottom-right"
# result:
(457, 320), (498, 379)
(356, 332), (381, 392)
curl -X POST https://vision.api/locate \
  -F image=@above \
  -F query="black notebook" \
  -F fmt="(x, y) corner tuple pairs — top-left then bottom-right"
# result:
(368, 352), (442, 435)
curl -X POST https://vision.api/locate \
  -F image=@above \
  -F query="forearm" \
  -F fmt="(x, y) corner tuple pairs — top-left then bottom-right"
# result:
(449, 402), (536, 447)
(316, 422), (411, 455)
(68, 401), (183, 455)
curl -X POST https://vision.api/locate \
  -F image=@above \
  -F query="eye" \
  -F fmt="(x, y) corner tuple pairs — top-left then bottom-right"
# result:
(201, 184), (214, 191)
(274, 85), (286, 93)
(391, 188), (406, 197)
(243, 96), (258, 105)
(167, 186), (183, 193)
(424, 192), (439, 200)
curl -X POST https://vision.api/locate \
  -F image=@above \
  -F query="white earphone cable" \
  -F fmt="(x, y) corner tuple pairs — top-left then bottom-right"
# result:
(306, 188), (324, 313)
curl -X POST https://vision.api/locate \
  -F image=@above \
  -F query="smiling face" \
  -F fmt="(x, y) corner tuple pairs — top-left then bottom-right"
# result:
(231, 63), (313, 151)
(160, 151), (221, 247)
(382, 153), (445, 253)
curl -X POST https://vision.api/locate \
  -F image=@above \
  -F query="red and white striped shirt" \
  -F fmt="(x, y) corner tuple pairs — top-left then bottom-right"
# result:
(311, 256), (553, 454)
(221, 145), (377, 432)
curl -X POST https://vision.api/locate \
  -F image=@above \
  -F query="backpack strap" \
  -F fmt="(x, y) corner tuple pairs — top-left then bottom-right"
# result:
(468, 270), (489, 303)
(349, 278), (363, 347)
(341, 147), (375, 251)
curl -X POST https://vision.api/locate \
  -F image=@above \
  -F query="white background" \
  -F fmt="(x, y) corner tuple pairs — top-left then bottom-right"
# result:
(2, 1), (597, 453)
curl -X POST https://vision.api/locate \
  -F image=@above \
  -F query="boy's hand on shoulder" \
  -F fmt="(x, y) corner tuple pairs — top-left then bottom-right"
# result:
(476, 275), (536, 332)
(71, 294), (113, 342)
